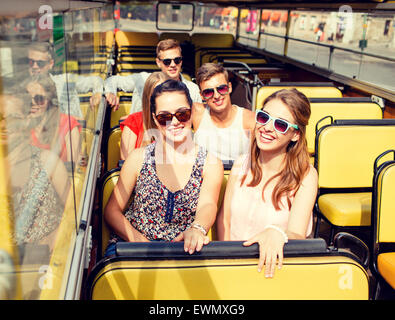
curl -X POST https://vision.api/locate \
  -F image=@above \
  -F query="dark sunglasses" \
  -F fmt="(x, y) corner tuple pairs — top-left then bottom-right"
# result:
(159, 56), (182, 66)
(201, 84), (229, 100)
(256, 110), (299, 134)
(155, 108), (191, 126)
(29, 58), (50, 68)
(31, 94), (47, 106)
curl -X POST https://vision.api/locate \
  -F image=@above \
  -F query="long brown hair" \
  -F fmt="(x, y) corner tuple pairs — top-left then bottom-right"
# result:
(242, 88), (311, 210)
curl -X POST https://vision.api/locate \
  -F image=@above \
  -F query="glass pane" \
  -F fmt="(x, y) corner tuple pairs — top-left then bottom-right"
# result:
(259, 10), (288, 55)
(238, 9), (260, 46)
(157, 3), (194, 31)
(193, 5), (238, 36)
(119, 3), (157, 32)
(0, 2), (107, 300)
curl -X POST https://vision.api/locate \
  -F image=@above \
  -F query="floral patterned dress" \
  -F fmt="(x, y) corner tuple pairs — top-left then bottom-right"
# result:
(13, 145), (64, 244)
(109, 142), (207, 243)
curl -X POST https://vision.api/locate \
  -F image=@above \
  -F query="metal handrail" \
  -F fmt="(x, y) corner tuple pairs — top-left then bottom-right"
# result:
(259, 31), (395, 63)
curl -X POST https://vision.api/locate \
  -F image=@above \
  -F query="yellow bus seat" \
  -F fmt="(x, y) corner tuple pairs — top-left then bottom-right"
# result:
(109, 93), (132, 128)
(307, 97), (383, 156)
(115, 31), (159, 47)
(105, 125), (121, 172)
(256, 82), (343, 109)
(372, 152), (395, 293)
(314, 120), (395, 241)
(86, 240), (369, 300)
(378, 253), (395, 290)
(192, 33), (235, 70)
(99, 168), (121, 258)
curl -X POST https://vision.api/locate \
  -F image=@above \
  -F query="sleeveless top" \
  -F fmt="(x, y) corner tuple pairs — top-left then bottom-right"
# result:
(229, 155), (313, 240)
(14, 145), (65, 244)
(109, 142), (208, 243)
(193, 105), (250, 163)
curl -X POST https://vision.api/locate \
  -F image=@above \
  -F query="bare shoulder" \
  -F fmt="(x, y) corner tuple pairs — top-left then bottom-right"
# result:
(121, 146), (146, 174)
(242, 107), (256, 130)
(192, 102), (205, 130)
(301, 164), (318, 188)
(193, 102), (205, 114)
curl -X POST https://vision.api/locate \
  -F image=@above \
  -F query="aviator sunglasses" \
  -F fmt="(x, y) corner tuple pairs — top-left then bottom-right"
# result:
(158, 56), (182, 66)
(256, 110), (299, 134)
(155, 108), (191, 126)
(28, 59), (50, 68)
(201, 84), (229, 100)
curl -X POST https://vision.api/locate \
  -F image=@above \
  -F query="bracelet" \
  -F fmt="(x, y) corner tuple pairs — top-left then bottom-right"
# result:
(191, 223), (207, 236)
(263, 225), (288, 243)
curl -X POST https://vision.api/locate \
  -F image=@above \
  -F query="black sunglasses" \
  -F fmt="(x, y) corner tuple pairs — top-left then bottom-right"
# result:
(155, 108), (191, 126)
(31, 94), (47, 106)
(158, 56), (182, 66)
(201, 84), (230, 100)
(29, 58), (50, 68)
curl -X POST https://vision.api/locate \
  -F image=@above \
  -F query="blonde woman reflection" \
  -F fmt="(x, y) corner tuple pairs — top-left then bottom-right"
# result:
(2, 93), (70, 251)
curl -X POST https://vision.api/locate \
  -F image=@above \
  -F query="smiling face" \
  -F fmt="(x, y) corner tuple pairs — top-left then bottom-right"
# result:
(199, 72), (232, 114)
(156, 47), (183, 80)
(26, 82), (49, 118)
(255, 98), (300, 154)
(152, 91), (192, 146)
(28, 49), (53, 76)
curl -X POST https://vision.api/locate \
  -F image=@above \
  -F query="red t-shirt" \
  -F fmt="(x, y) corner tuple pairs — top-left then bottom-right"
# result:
(119, 111), (144, 148)
(31, 113), (82, 162)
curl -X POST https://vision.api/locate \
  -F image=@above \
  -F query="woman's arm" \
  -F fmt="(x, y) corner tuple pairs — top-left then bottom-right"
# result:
(120, 127), (137, 161)
(243, 165), (318, 278)
(216, 155), (245, 240)
(174, 152), (223, 254)
(286, 164), (318, 238)
(66, 127), (81, 164)
(104, 147), (149, 242)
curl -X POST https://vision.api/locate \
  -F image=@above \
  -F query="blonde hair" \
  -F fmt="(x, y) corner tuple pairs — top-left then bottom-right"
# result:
(141, 71), (170, 145)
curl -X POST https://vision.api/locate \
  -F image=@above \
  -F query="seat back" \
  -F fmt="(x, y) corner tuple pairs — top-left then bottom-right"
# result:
(105, 126), (122, 172)
(86, 240), (369, 300)
(307, 98), (383, 155)
(256, 82), (342, 110)
(99, 168), (121, 258)
(115, 31), (159, 47)
(372, 152), (395, 244)
(315, 120), (395, 189)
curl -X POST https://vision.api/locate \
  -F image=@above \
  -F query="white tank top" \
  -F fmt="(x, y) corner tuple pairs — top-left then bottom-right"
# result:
(193, 105), (251, 163)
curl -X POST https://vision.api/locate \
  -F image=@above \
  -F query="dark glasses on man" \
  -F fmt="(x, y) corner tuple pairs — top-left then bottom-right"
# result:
(159, 57), (182, 66)
(201, 84), (229, 100)
(155, 108), (191, 126)
(29, 59), (49, 68)
(31, 94), (47, 106)
(256, 110), (298, 134)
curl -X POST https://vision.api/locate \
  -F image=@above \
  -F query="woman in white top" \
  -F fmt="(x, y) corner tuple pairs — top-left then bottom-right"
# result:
(217, 88), (318, 278)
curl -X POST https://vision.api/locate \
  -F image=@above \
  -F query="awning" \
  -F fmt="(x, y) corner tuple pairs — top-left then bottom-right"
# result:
(281, 12), (288, 23)
(262, 11), (271, 21)
(271, 11), (281, 22)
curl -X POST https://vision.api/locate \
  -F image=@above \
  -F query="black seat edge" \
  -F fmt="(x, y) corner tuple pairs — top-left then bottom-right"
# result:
(115, 239), (328, 259)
